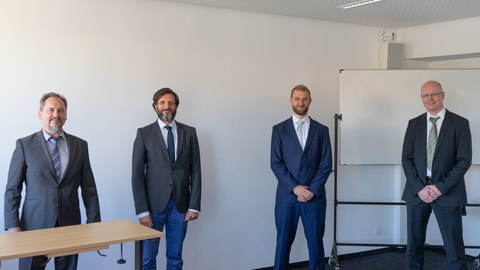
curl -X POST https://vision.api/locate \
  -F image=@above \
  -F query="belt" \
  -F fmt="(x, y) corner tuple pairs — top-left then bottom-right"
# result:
(425, 176), (432, 185)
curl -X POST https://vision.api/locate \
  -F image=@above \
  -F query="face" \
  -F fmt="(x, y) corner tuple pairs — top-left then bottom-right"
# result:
(154, 93), (177, 124)
(290, 90), (311, 118)
(421, 82), (445, 115)
(38, 97), (67, 136)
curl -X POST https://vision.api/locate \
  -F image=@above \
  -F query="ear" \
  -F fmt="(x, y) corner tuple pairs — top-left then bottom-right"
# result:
(37, 110), (42, 119)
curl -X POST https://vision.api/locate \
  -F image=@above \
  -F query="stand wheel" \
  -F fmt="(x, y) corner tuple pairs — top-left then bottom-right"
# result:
(473, 257), (480, 268)
(328, 257), (336, 266)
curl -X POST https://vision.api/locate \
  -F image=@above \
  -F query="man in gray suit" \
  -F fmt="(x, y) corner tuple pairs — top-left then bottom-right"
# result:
(402, 80), (472, 270)
(132, 87), (201, 270)
(4, 92), (101, 270)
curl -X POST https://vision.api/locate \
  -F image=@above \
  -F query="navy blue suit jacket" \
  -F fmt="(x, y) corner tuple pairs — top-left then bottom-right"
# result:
(402, 110), (472, 207)
(271, 117), (332, 203)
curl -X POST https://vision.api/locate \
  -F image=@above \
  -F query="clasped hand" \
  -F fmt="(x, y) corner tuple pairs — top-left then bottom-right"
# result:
(418, 185), (442, 203)
(294, 185), (314, 202)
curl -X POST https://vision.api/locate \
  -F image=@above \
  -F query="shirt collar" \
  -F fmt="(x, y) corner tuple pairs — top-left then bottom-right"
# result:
(427, 107), (446, 120)
(41, 130), (65, 141)
(157, 119), (177, 130)
(292, 115), (310, 125)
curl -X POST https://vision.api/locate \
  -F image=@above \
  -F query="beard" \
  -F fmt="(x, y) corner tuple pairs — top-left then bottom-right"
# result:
(157, 109), (177, 123)
(292, 105), (309, 116)
(48, 120), (63, 134)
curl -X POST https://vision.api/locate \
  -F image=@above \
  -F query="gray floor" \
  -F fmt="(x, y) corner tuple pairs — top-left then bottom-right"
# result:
(254, 248), (480, 270)
(321, 249), (479, 270)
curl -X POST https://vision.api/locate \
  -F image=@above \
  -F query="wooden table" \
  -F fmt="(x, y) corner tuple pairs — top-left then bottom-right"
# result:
(0, 220), (163, 270)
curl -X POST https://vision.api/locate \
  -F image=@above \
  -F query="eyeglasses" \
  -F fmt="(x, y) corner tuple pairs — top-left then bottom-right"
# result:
(421, 92), (444, 99)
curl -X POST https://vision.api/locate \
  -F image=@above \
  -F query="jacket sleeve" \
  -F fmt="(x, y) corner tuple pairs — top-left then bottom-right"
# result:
(4, 139), (26, 230)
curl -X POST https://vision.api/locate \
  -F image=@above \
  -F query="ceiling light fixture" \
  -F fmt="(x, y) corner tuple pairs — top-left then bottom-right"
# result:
(337, 0), (382, 9)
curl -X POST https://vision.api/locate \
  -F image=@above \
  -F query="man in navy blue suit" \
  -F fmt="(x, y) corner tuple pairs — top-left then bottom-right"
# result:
(271, 84), (332, 270)
(402, 80), (472, 270)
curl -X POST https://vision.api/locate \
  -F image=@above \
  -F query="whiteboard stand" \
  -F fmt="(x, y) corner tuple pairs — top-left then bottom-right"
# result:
(328, 113), (480, 270)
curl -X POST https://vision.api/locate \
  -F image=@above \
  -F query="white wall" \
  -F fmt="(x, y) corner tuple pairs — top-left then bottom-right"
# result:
(397, 16), (480, 60)
(0, 1), (382, 269)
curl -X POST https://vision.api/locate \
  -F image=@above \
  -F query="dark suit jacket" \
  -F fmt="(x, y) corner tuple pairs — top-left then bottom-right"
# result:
(131, 121), (201, 214)
(271, 117), (332, 203)
(4, 131), (101, 231)
(402, 110), (472, 207)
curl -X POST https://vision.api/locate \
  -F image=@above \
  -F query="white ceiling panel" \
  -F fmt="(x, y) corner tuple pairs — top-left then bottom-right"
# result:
(159, 0), (480, 28)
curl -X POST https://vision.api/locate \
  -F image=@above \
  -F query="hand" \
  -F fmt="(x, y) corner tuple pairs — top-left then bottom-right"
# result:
(294, 185), (314, 202)
(428, 185), (442, 198)
(7, 227), (21, 233)
(417, 186), (439, 203)
(139, 215), (153, 228)
(185, 211), (199, 222)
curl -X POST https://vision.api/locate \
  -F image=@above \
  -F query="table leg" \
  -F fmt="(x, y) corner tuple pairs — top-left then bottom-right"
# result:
(135, 240), (143, 270)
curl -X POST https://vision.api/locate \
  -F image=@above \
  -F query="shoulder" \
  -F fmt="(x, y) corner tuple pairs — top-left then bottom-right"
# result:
(176, 121), (196, 132)
(445, 110), (468, 123)
(408, 113), (426, 124)
(273, 118), (291, 129)
(19, 131), (41, 141)
(16, 131), (44, 145)
(309, 118), (328, 131)
(64, 132), (87, 145)
(137, 121), (159, 132)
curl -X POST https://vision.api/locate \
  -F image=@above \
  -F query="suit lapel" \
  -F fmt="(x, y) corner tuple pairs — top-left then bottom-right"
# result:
(34, 131), (58, 182)
(285, 119), (302, 151)
(304, 119), (317, 151)
(176, 123), (184, 161)
(153, 122), (172, 165)
(62, 133), (75, 183)
(434, 110), (450, 157)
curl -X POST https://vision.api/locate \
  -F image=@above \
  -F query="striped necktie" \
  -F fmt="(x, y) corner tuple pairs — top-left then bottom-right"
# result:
(426, 117), (439, 171)
(49, 136), (62, 180)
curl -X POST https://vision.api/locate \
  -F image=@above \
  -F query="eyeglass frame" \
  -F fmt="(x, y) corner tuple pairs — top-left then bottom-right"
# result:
(421, 91), (444, 99)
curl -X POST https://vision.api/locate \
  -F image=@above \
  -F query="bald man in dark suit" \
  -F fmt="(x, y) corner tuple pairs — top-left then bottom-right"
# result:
(402, 80), (472, 270)
(4, 92), (101, 270)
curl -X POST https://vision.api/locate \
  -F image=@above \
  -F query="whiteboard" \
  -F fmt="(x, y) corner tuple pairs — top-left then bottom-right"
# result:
(340, 69), (480, 165)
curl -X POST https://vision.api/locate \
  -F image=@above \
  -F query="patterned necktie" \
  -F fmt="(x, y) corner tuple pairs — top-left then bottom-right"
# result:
(296, 120), (305, 150)
(427, 117), (439, 171)
(49, 136), (62, 180)
(165, 126), (175, 164)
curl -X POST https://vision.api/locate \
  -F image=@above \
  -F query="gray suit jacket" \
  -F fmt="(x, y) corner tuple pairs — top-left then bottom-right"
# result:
(4, 131), (101, 231)
(131, 121), (201, 214)
(402, 110), (472, 206)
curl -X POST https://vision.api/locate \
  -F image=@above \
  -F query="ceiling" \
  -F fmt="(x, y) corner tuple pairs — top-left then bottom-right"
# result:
(160, 0), (480, 28)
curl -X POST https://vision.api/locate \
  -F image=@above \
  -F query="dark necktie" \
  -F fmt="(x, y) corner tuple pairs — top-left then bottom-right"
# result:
(165, 126), (175, 164)
(49, 136), (62, 180)
(427, 117), (439, 171)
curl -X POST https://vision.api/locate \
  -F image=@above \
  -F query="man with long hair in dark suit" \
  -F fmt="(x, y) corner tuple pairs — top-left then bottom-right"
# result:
(132, 88), (201, 270)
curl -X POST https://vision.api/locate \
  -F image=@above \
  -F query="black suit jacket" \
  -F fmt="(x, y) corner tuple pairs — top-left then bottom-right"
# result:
(131, 121), (201, 214)
(4, 131), (101, 231)
(402, 110), (472, 207)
